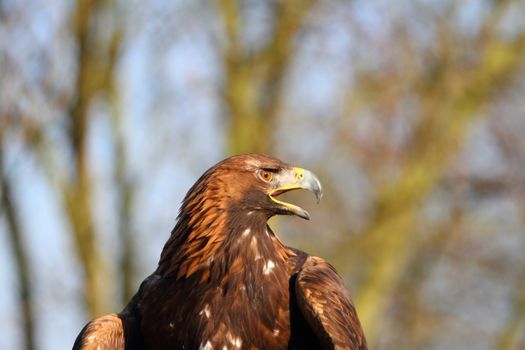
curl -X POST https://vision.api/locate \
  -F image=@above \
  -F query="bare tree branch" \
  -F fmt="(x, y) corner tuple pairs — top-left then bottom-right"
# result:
(218, 0), (317, 154)
(0, 141), (35, 350)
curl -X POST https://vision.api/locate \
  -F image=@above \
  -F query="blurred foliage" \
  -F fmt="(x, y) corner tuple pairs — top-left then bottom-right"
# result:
(1, 0), (525, 349)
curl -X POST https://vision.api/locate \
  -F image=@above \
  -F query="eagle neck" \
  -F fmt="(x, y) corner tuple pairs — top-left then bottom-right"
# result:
(156, 172), (294, 282)
(156, 204), (291, 283)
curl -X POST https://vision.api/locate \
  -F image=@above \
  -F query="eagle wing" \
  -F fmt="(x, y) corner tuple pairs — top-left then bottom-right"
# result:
(294, 256), (368, 350)
(72, 314), (125, 350)
(73, 283), (145, 350)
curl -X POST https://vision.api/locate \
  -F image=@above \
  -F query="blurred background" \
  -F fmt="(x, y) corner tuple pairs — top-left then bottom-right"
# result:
(1, 0), (525, 349)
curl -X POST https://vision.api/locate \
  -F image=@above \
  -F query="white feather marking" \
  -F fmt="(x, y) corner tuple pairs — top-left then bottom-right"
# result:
(199, 341), (213, 350)
(242, 228), (251, 237)
(205, 255), (214, 267)
(233, 338), (242, 348)
(199, 304), (211, 318)
(226, 332), (242, 348)
(273, 328), (280, 337)
(263, 260), (275, 275)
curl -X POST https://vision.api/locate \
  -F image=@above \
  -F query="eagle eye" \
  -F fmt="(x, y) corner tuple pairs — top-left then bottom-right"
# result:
(258, 169), (273, 182)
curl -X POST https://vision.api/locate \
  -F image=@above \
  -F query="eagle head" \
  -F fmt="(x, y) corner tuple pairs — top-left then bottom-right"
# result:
(183, 154), (323, 221)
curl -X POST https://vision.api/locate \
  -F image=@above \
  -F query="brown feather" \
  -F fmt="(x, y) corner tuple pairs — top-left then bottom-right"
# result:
(72, 314), (125, 350)
(295, 256), (368, 350)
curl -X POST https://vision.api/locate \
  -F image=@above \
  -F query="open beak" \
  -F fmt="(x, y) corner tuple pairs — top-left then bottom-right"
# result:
(269, 167), (323, 220)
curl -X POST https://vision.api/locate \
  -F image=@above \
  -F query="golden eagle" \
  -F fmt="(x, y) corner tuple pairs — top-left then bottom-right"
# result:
(73, 154), (367, 349)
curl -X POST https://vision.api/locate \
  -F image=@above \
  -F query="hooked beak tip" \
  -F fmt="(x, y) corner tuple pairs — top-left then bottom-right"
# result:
(268, 167), (322, 220)
(301, 169), (323, 204)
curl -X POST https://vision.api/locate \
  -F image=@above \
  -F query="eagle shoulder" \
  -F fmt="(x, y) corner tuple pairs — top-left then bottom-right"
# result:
(73, 277), (149, 350)
(72, 314), (125, 350)
(294, 256), (368, 350)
